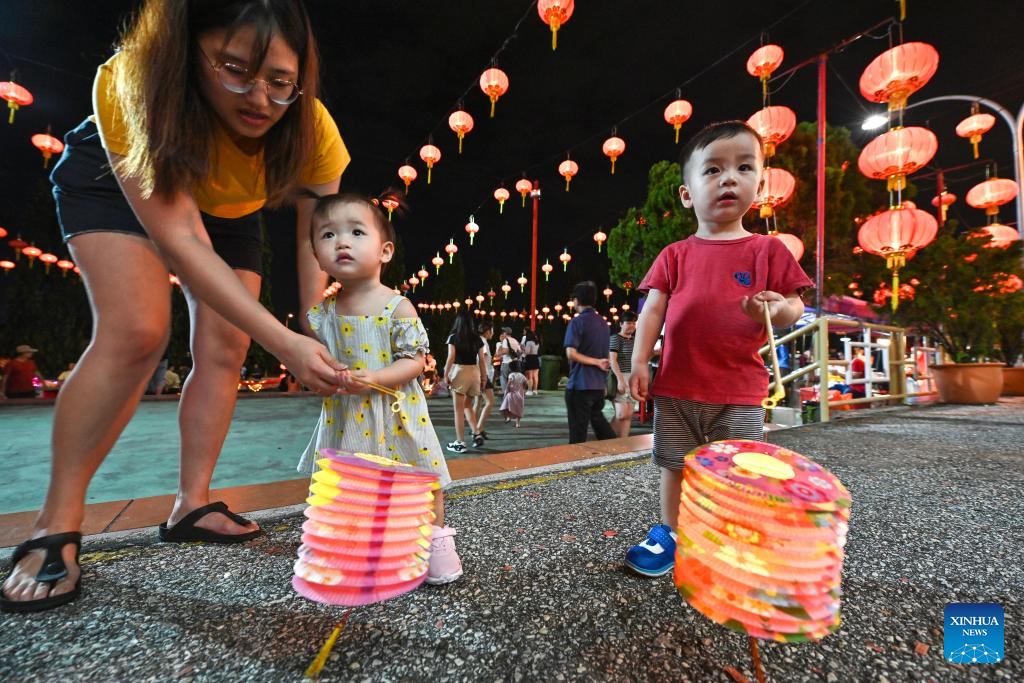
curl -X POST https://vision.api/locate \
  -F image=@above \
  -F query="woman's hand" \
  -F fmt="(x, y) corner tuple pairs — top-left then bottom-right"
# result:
(278, 333), (347, 394)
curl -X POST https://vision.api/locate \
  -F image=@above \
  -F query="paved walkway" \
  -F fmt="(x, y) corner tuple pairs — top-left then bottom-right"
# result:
(1, 399), (1021, 681)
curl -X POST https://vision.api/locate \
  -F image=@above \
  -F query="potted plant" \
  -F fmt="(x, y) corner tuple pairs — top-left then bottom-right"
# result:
(884, 228), (1023, 404)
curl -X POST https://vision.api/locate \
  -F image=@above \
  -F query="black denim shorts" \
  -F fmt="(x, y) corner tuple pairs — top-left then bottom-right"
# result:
(51, 119), (264, 275)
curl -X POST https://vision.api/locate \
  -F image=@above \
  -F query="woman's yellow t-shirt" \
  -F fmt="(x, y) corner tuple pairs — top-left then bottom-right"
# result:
(91, 52), (350, 218)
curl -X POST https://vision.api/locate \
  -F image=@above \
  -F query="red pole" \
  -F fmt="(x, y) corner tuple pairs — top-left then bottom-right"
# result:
(936, 169), (946, 227)
(815, 55), (827, 318)
(530, 180), (540, 331)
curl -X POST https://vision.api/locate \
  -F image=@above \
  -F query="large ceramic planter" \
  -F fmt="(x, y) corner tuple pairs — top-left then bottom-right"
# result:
(930, 363), (1004, 404)
(1003, 367), (1024, 396)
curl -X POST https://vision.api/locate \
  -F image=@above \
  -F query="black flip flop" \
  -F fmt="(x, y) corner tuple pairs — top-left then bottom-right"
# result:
(158, 501), (262, 543)
(1, 532), (83, 613)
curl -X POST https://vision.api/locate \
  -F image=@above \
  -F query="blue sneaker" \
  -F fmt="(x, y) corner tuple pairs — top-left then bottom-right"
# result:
(624, 524), (677, 577)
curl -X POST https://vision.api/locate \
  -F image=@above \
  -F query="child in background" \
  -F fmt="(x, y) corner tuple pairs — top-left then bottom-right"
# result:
(627, 121), (812, 577)
(500, 363), (527, 427)
(299, 193), (462, 585)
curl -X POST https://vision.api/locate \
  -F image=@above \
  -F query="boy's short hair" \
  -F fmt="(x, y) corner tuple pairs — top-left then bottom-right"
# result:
(478, 321), (492, 333)
(678, 120), (764, 183)
(619, 311), (637, 322)
(571, 281), (598, 307)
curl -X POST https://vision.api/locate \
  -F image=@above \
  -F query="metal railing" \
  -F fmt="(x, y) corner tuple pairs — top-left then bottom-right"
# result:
(758, 317), (940, 423)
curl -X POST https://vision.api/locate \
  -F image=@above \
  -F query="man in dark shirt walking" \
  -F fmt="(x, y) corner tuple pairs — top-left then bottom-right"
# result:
(563, 281), (616, 443)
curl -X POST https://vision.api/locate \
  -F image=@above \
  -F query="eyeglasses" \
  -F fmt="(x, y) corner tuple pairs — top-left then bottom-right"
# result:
(200, 49), (303, 105)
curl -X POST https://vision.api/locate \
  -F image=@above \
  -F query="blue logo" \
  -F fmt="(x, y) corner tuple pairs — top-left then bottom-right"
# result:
(733, 271), (752, 287)
(944, 603), (1004, 663)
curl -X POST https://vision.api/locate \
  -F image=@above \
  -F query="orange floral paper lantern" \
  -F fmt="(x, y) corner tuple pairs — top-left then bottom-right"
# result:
(494, 187), (510, 213)
(479, 68), (509, 118)
(965, 177), (1018, 217)
(859, 42), (939, 111)
(602, 136), (625, 174)
(398, 164), (418, 194)
(755, 168), (796, 218)
(419, 144), (441, 184)
(537, 0), (574, 50)
(448, 110), (474, 154)
(857, 206), (937, 310)
(558, 159), (579, 191)
(0, 80), (33, 124)
(857, 127), (937, 192)
(746, 44), (785, 98)
(31, 133), (64, 169)
(955, 110), (995, 159)
(746, 106), (796, 158)
(515, 178), (533, 207)
(663, 99), (693, 143)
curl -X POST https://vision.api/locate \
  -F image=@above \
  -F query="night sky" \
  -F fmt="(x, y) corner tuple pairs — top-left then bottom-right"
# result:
(1, 0), (1021, 317)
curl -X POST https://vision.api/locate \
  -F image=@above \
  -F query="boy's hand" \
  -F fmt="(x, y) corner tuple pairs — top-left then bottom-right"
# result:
(740, 290), (787, 324)
(596, 358), (611, 372)
(630, 364), (650, 401)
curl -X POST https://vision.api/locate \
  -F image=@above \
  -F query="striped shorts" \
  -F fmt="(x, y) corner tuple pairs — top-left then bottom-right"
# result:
(652, 396), (766, 470)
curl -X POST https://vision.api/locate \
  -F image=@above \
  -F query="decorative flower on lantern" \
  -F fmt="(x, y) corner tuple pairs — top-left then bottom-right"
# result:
(465, 215), (480, 245)
(32, 131), (64, 169)
(431, 252), (444, 274)
(558, 158), (579, 191)
(602, 286), (613, 302)
(955, 105), (995, 159)
(754, 167), (795, 218)
(517, 273), (528, 292)
(558, 247), (572, 271)
(541, 259), (554, 281)
(746, 44), (784, 98)
(859, 42), (939, 112)
(857, 206), (937, 311)
(593, 229), (607, 252)
(966, 177), (1018, 217)
(857, 126), (937, 192)
(444, 238), (458, 264)
(0, 80), (33, 124)
(494, 187), (510, 213)
(602, 135), (625, 174)
(501, 282), (512, 298)
(398, 164), (417, 194)
(746, 106), (796, 158)
(448, 109), (474, 154)
(663, 98), (692, 143)
(537, 0), (574, 50)
(419, 144), (441, 184)
(515, 178), (533, 207)
(479, 67), (509, 118)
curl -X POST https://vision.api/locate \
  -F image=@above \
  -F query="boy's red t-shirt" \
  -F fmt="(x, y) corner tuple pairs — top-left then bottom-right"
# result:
(639, 233), (812, 405)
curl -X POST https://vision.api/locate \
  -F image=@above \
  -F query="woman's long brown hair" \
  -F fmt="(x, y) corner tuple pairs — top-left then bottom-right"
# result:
(113, 0), (320, 208)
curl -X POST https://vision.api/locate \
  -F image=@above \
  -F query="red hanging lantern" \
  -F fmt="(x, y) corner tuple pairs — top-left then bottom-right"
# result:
(593, 229), (607, 252)
(769, 231), (804, 261)
(397, 164), (417, 194)
(419, 145), (441, 184)
(56, 259), (74, 277)
(965, 177), (1018, 217)
(558, 159), (579, 191)
(857, 127), (937, 192)
(955, 109), (995, 160)
(857, 206), (938, 311)
(746, 44), (785, 98)
(444, 239), (458, 264)
(448, 110), (474, 154)
(515, 178), (533, 207)
(602, 286), (613, 302)
(32, 133), (64, 169)
(663, 99), (692, 144)
(537, 0), (574, 50)
(487, 289), (497, 305)
(431, 252), (444, 274)
(517, 273), (528, 292)
(8, 237), (27, 261)
(976, 223), (1021, 249)
(407, 275), (420, 293)
(494, 187), (510, 213)
(541, 260), (554, 281)
(746, 106), (796, 158)
(602, 136), (625, 174)
(464, 215), (479, 245)
(755, 167), (796, 218)
(479, 68), (509, 118)
(417, 267), (429, 282)
(0, 226), (7, 239)
(930, 192), (956, 223)
(558, 247), (572, 271)
(21, 245), (42, 268)
(859, 42), (940, 111)
(0, 80), (33, 124)
(39, 252), (58, 273)
(0, 259), (14, 273)
(501, 281), (512, 299)
(380, 197), (399, 219)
